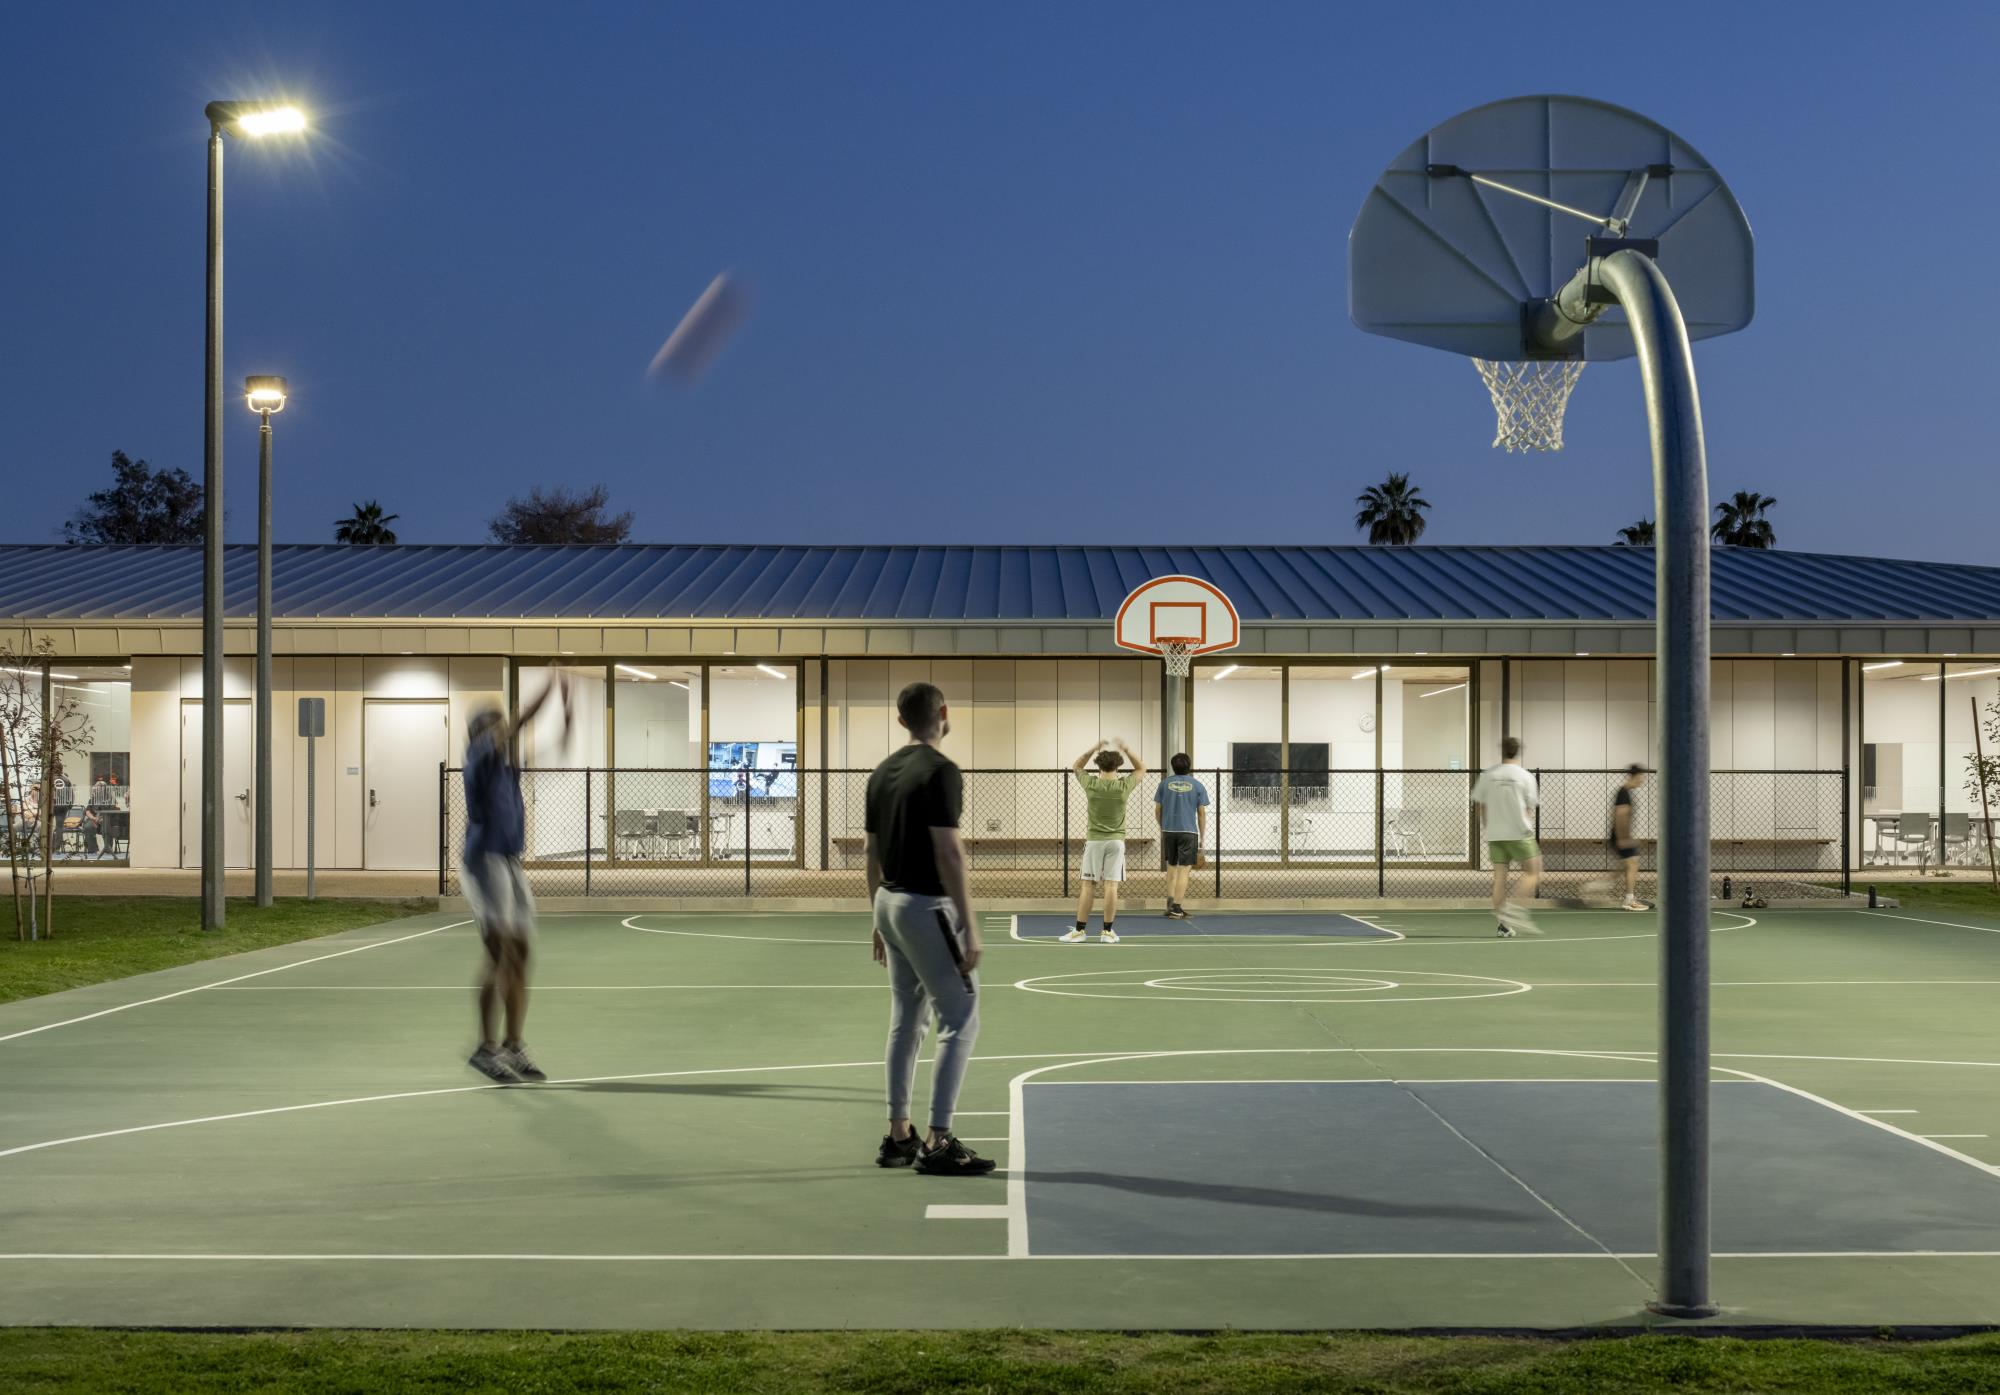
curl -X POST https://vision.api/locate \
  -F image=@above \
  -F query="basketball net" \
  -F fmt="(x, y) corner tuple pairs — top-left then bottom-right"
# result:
(1157, 639), (1195, 677)
(1472, 358), (1586, 453)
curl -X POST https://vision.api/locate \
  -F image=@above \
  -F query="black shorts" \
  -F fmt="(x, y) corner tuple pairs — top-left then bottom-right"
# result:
(1163, 831), (1199, 867)
(1612, 842), (1638, 862)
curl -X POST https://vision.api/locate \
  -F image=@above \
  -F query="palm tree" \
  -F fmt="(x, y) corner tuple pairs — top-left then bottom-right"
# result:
(1616, 519), (1655, 545)
(334, 500), (400, 545)
(1711, 491), (1777, 548)
(1353, 472), (1431, 546)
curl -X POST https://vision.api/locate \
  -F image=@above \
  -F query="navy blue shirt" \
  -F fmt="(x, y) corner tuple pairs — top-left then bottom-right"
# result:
(462, 735), (526, 861)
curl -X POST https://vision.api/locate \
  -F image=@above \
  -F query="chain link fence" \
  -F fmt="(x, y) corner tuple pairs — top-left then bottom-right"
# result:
(440, 766), (1848, 900)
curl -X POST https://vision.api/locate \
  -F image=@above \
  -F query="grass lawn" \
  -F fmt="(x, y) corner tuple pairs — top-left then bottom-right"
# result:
(5, 1330), (2000, 1393)
(1865, 879), (2000, 916)
(0, 896), (436, 1004)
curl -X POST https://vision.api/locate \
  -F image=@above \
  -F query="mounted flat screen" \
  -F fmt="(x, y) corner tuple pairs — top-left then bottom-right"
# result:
(708, 741), (797, 799)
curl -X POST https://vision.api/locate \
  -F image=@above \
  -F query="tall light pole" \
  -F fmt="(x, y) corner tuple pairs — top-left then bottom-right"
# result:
(246, 376), (288, 909)
(201, 100), (305, 930)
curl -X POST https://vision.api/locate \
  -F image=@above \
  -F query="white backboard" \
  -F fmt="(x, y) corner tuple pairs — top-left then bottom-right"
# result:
(1114, 576), (1241, 656)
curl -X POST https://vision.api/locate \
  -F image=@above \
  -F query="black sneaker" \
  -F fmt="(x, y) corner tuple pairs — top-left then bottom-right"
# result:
(499, 1044), (547, 1082)
(915, 1133), (998, 1177)
(876, 1131), (921, 1168)
(468, 1046), (517, 1082)
(1166, 904), (1190, 920)
(1496, 924), (1516, 939)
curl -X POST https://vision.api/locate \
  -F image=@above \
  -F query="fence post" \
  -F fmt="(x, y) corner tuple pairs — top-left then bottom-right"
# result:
(744, 773), (753, 896)
(583, 768), (593, 897)
(1213, 768), (1223, 899)
(436, 762), (446, 897)
(1062, 770), (1070, 900)
(1376, 767), (1386, 898)
(1840, 768), (1851, 895)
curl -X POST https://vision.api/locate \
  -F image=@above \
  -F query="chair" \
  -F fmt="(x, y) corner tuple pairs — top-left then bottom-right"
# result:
(1938, 812), (1973, 867)
(1885, 811), (1933, 869)
(656, 809), (694, 859)
(613, 809), (651, 858)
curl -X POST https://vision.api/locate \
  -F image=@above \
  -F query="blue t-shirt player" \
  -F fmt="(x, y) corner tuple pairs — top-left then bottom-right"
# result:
(1153, 754), (1211, 921)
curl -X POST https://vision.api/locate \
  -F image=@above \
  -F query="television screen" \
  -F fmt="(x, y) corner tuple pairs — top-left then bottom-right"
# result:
(1230, 742), (1329, 802)
(709, 741), (798, 799)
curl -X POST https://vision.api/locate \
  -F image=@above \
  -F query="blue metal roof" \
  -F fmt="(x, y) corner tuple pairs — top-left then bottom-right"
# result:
(3, 543), (1999, 626)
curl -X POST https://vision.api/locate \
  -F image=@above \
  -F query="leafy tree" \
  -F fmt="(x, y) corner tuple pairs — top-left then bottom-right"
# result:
(488, 484), (633, 544)
(63, 451), (205, 544)
(1711, 490), (1778, 548)
(1353, 473), (1430, 546)
(335, 500), (400, 545)
(1965, 693), (2000, 888)
(1617, 519), (1656, 545)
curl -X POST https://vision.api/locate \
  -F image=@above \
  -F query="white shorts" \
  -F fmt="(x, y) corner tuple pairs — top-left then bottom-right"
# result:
(1080, 839), (1126, 883)
(461, 853), (535, 941)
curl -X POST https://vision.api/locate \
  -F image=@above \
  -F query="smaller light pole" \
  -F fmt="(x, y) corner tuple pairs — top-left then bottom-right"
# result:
(246, 375), (288, 908)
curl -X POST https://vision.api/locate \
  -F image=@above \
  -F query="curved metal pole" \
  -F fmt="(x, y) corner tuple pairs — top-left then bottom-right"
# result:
(1594, 248), (1716, 1319)
(203, 125), (226, 931)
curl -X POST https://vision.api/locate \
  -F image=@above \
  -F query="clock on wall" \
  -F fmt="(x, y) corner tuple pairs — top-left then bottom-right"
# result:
(1359, 712), (1376, 733)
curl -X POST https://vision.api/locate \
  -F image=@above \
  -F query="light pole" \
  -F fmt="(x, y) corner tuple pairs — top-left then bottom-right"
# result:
(246, 376), (288, 909)
(201, 100), (304, 930)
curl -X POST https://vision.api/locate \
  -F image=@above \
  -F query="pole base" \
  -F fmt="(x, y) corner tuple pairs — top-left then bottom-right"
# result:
(1647, 1299), (1721, 1320)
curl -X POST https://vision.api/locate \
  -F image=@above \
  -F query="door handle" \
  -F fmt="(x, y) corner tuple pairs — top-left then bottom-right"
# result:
(235, 789), (250, 804)
(369, 788), (378, 809)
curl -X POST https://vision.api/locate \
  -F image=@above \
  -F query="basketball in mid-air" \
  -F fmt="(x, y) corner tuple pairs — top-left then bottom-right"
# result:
(649, 272), (748, 384)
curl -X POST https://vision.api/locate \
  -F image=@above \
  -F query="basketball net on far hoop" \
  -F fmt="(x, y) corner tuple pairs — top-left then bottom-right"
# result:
(1472, 358), (1585, 452)
(1155, 638), (1196, 677)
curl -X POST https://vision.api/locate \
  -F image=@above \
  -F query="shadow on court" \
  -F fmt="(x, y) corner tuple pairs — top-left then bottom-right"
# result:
(1027, 1169), (1526, 1223)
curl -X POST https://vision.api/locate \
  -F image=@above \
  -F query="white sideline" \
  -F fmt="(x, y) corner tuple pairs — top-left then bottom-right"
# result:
(0, 920), (467, 1046)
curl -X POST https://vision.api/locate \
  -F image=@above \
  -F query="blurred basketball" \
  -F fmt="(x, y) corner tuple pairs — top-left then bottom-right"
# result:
(649, 272), (748, 383)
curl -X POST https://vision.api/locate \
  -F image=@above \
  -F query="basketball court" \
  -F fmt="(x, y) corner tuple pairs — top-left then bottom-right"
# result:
(5, 899), (2000, 1330)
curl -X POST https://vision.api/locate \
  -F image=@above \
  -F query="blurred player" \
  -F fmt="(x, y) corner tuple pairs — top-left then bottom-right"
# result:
(1472, 735), (1541, 937)
(1062, 739), (1144, 944)
(1610, 764), (1647, 910)
(865, 681), (993, 1176)
(461, 671), (572, 1082)
(1154, 753), (1209, 919)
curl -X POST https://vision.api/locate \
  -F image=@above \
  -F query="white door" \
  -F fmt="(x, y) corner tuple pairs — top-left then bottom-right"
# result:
(181, 702), (253, 869)
(364, 701), (450, 871)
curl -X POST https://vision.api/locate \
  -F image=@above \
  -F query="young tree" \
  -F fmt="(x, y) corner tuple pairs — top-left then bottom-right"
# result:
(488, 485), (633, 544)
(1616, 519), (1656, 545)
(1965, 692), (2000, 887)
(1711, 490), (1778, 548)
(335, 500), (401, 544)
(0, 639), (93, 940)
(1353, 473), (1431, 545)
(63, 451), (206, 544)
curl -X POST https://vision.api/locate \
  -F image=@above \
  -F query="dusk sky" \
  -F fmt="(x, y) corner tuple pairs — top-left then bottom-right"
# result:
(4, 2), (1994, 560)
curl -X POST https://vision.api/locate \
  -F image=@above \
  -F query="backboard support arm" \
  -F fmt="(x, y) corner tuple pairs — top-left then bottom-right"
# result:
(1592, 247), (1717, 1320)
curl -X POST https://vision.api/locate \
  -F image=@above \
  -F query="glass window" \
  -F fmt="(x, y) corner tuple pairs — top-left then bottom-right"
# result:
(1860, 661), (1940, 866)
(1286, 665), (1380, 863)
(1383, 665), (1471, 862)
(518, 663), (607, 861)
(51, 664), (132, 861)
(1193, 664), (1281, 859)
(1943, 662), (2000, 868)
(610, 663), (701, 861)
(706, 663), (798, 861)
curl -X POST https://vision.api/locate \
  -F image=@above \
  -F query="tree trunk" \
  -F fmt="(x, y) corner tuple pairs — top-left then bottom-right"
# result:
(0, 730), (19, 942)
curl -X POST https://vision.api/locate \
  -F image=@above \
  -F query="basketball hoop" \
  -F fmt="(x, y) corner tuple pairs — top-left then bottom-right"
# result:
(1156, 639), (1195, 677)
(1472, 358), (1586, 453)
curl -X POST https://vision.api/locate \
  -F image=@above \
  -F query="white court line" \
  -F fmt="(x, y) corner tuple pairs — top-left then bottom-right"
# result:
(1856, 1109), (1920, 1116)
(622, 915), (863, 946)
(1922, 1135), (1989, 1140)
(1538, 980), (2000, 988)
(925, 1205), (1009, 1221)
(1711, 1067), (2000, 1180)
(213, 984), (881, 991)
(1028, 1078), (1667, 1087)
(0, 919), (467, 1047)
(1858, 910), (2000, 936)
(6, 1249), (2000, 1263)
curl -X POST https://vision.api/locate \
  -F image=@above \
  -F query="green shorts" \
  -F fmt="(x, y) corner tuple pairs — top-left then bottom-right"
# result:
(1488, 838), (1541, 866)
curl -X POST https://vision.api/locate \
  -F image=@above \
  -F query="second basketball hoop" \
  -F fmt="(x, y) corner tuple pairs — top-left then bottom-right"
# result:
(1115, 575), (1239, 676)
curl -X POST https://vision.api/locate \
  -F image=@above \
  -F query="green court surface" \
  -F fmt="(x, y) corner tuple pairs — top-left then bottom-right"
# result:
(4, 901), (2000, 1330)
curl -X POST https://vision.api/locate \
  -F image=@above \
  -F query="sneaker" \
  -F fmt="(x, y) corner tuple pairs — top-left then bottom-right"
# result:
(876, 1131), (921, 1169)
(1166, 904), (1190, 920)
(1059, 928), (1087, 943)
(468, 1046), (517, 1082)
(1496, 923), (1516, 939)
(1502, 904), (1542, 936)
(915, 1134), (998, 1177)
(1099, 926), (1120, 944)
(1621, 896), (1648, 912)
(499, 1044), (547, 1082)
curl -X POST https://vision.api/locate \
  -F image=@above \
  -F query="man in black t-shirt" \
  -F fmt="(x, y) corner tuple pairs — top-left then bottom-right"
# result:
(1610, 764), (1647, 911)
(863, 681), (994, 1177)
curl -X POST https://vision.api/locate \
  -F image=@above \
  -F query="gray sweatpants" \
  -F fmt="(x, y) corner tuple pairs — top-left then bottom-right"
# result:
(875, 888), (980, 1131)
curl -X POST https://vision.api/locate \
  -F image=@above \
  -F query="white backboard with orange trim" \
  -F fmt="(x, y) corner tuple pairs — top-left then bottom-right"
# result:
(1114, 575), (1240, 658)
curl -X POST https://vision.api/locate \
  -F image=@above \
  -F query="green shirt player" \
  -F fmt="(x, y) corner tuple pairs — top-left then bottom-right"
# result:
(1062, 739), (1144, 944)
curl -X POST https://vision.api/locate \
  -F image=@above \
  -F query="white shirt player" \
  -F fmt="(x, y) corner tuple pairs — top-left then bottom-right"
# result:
(1471, 763), (1538, 842)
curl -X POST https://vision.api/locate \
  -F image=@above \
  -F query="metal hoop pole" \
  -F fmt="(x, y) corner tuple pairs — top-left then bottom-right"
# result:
(1594, 247), (1716, 1319)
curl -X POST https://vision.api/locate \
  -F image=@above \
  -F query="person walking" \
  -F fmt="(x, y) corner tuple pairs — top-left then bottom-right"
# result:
(461, 670), (570, 1083)
(1472, 735), (1542, 937)
(1610, 764), (1648, 910)
(1062, 739), (1144, 943)
(865, 681), (994, 1177)
(1154, 754), (1210, 920)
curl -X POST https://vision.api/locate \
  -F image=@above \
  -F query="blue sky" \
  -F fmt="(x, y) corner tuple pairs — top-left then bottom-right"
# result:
(3, 1), (1994, 559)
